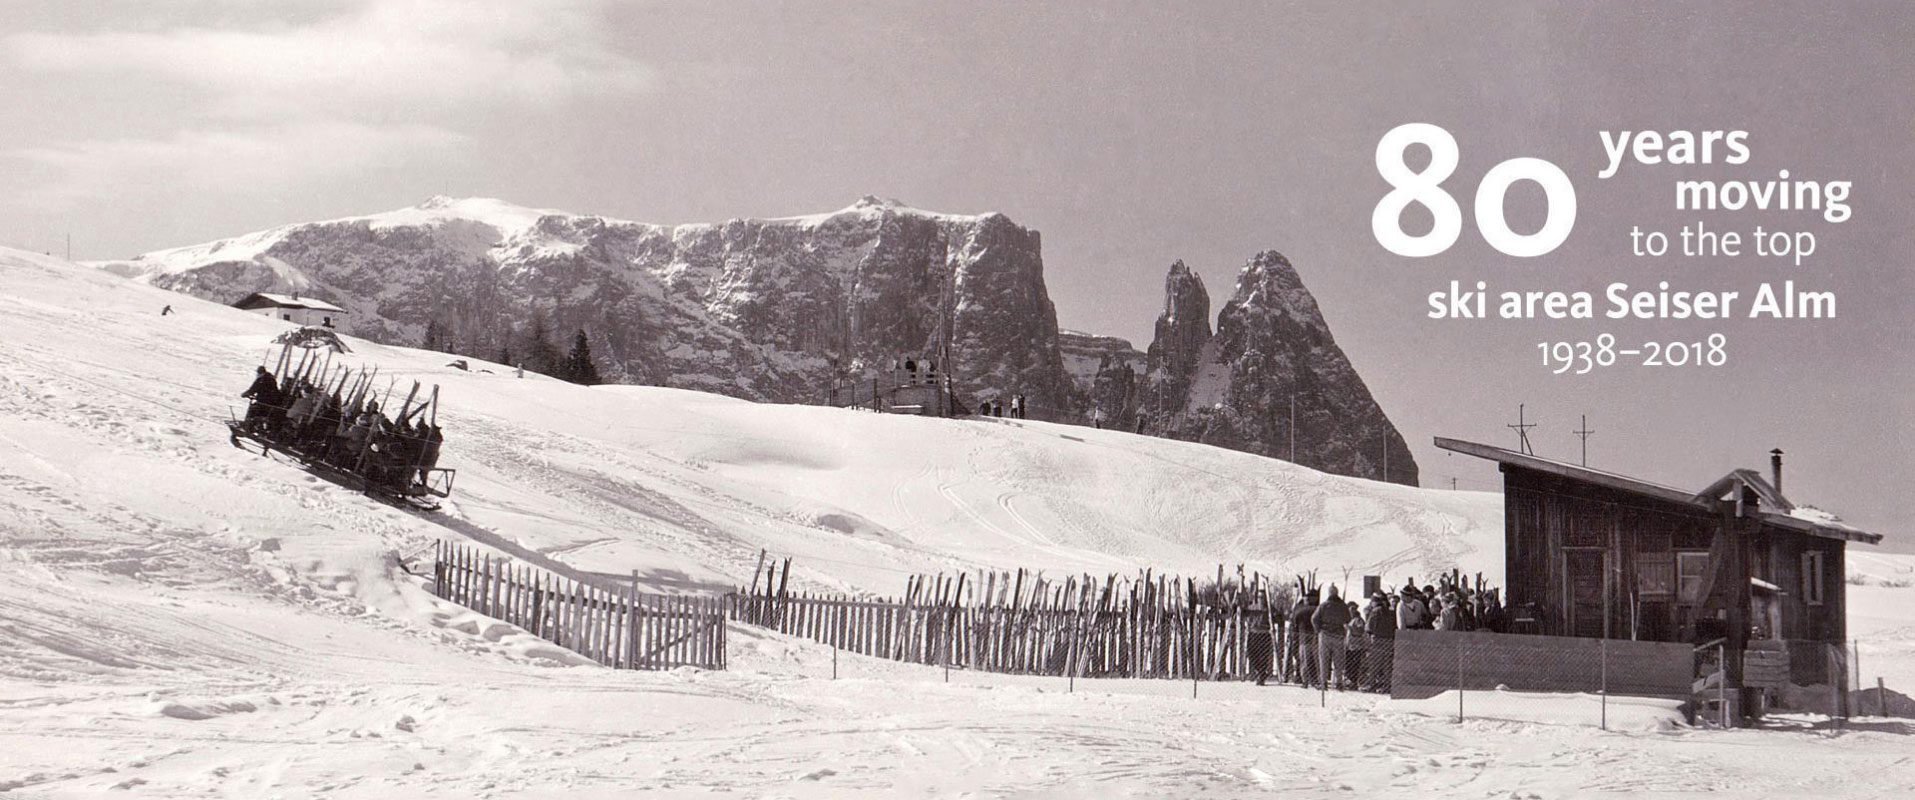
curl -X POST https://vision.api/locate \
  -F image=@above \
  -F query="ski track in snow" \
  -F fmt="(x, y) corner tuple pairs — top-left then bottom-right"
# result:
(2, 246), (1913, 797)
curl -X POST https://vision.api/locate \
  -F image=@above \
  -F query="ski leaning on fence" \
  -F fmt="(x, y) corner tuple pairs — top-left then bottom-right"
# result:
(432, 541), (726, 671)
(730, 559), (1286, 681)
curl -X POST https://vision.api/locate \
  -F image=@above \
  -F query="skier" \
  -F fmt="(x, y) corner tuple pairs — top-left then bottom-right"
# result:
(285, 384), (319, 445)
(417, 423), (445, 487)
(161, 305), (174, 316)
(237, 367), (283, 441)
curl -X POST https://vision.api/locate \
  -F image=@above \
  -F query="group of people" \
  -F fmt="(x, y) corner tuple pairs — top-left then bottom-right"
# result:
(1244, 576), (1507, 693)
(980, 393), (1029, 419)
(237, 365), (445, 494)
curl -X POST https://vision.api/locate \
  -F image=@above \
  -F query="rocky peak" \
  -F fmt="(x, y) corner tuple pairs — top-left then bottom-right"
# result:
(1137, 251), (1419, 485)
(1142, 260), (1212, 414)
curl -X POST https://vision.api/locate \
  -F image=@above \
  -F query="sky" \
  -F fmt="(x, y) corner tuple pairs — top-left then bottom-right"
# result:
(3, 1), (1911, 544)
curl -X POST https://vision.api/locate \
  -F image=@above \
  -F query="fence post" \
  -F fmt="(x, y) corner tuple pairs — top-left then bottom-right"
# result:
(1718, 643), (1729, 729)
(1600, 637), (1608, 731)
(1853, 639), (1862, 715)
(1188, 606), (1198, 700)
(1067, 608), (1078, 694)
(1455, 634), (1464, 723)
(1831, 643), (1844, 728)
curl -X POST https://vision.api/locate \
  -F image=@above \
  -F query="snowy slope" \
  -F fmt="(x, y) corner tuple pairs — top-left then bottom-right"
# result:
(5, 246), (1914, 797)
(16, 245), (1504, 597)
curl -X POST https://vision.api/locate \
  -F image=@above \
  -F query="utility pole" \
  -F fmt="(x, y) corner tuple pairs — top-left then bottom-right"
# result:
(1289, 393), (1296, 463)
(1451, 477), (1458, 491)
(1574, 414), (1595, 467)
(1507, 403), (1538, 455)
(1381, 437), (1389, 482)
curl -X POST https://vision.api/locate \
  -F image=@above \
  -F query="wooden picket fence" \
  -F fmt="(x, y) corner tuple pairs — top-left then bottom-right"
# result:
(432, 541), (726, 671)
(729, 561), (1291, 680)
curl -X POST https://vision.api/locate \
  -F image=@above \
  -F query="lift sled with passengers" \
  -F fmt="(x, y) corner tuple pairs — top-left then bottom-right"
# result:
(228, 328), (456, 512)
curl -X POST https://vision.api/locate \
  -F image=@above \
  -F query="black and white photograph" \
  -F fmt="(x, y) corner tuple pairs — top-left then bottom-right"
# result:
(1, 2), (1912, 797)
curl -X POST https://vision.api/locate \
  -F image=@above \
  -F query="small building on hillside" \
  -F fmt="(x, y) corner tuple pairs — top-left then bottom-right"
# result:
(234, 293), (347, 329)
(826, 356), (960, 416)
(1435, 436), (1882, 708)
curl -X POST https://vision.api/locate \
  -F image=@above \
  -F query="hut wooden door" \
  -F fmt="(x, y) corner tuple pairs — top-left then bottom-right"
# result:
(1565, 550), (1607, 638)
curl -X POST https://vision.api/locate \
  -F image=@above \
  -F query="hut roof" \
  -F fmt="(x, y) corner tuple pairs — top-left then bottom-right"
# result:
(1434, 436), (1882, 546)
(234, 293), (346, 313)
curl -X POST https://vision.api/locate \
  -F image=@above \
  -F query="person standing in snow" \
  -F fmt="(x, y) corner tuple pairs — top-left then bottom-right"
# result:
(1365, 593), (1397, 692)
(1396, 586), (1427, 631)
(1287, 590), (1316, 685)
(1478, 590), (1506, 634)
(1312, 587), (1352, 691)
(1245, 596), (1274, 686)
(1344, 601), (1368, 691)
(1434, 593), (1462, 632)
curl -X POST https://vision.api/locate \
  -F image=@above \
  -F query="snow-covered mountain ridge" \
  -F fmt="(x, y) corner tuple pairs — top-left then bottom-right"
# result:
(92, 196), (1417, 483)
(94, 195), (1073, 416)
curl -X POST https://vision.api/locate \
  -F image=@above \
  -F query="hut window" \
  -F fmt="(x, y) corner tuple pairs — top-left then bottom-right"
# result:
(1801, 551), (1826, 606)
(1637, 552), (1674, 597)
(1676, 552), (1710, 605)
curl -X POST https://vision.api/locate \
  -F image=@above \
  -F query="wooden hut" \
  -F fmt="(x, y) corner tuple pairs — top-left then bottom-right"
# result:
(1436, 437), (1882, 715)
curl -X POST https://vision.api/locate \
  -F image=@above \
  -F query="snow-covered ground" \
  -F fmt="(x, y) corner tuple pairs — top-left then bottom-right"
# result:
(3, 245), (1912, 797)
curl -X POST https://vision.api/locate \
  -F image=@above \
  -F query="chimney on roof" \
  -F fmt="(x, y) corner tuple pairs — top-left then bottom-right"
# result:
(1770, 448), (1784, 495)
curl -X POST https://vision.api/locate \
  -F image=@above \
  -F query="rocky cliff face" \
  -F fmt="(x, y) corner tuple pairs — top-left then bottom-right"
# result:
(97, 196), (1072, 414)
(1141, 261), (1212, 418)
(1059, 330), (1145, 429)
(1133, 253), (1418, 485)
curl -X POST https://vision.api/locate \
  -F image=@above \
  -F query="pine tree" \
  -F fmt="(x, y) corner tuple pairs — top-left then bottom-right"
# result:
(523, 310), (561, 375)
(563, 329), (602, 385)
(496, 343), (514, 367)
(421, 319), (445, 352)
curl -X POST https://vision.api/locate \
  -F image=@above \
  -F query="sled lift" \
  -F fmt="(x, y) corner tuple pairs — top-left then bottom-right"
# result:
(228, 342), (456, 512)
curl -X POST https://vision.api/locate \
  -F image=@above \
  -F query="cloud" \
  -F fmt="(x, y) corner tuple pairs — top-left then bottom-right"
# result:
(6, 0), (649, 120)
(3, 0), (645, 207)
(10, 122), (467, 209)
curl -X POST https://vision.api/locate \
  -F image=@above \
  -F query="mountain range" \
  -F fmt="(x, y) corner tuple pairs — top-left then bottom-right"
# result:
(95, 196), (1417, 485)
